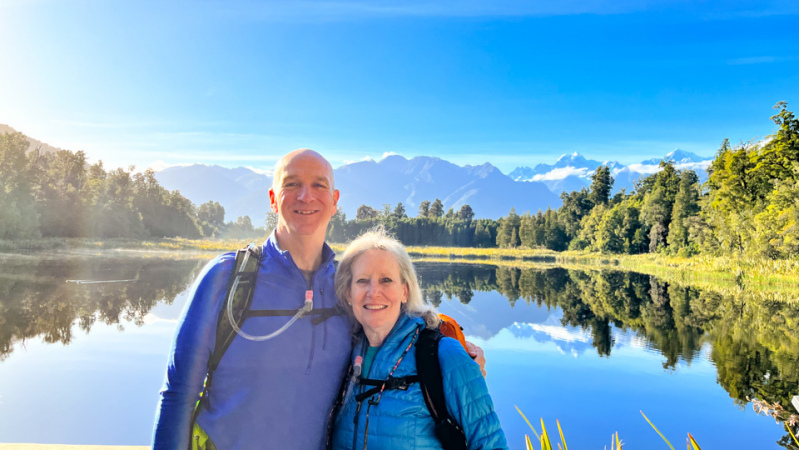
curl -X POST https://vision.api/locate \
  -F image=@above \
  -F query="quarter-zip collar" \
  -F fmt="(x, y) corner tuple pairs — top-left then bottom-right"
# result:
(263, 230), (336, 280)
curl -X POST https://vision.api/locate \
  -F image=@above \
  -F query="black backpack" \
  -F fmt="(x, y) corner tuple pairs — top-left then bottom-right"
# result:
(349, 328), (468, 450)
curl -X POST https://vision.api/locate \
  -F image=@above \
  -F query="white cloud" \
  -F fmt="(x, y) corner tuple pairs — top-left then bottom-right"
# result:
(342, 155), (375, 165)
(246, 166), (274, 176)
(531, 166), (590, 181)
(381, 151), (399, 159)
(624, 163), (661, 174)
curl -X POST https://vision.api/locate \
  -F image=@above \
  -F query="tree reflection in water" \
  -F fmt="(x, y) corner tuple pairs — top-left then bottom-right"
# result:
(415, 262), (799, 430)
(1, 258), (796, 438)
(0, 257), (205, 360)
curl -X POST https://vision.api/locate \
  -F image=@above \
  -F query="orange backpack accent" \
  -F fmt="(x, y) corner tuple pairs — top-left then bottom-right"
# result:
(437, 313), (468, 352)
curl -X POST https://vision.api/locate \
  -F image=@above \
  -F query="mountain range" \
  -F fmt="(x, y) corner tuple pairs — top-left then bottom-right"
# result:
(508, 149), (712, 195)
(0, 123), (714, 223)
(156, 155), (562, 222)
(155, 150), (711, 224)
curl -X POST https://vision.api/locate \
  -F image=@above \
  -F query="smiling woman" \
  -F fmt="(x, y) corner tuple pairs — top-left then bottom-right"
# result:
(331, 228), (508, 450)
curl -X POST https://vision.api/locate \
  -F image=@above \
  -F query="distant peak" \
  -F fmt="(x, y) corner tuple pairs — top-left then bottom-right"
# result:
(380, 152), (407, 161)
(557, 152), (584, 162)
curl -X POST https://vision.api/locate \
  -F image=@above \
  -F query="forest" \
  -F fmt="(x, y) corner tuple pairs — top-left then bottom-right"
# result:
(334, 102), (799, 260)
(0, 131), (267, 241)
(1, 102), (797, 261)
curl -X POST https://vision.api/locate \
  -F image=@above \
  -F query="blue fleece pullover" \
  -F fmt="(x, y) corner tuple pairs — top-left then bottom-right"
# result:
(153, 235), (352, 449)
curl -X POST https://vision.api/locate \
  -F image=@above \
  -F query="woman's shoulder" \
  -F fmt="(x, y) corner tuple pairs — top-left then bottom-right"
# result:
(436, 336), (480, 376)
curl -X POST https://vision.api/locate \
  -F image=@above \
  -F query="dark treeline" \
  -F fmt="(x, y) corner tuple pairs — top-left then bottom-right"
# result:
(332, 103), (799, 259)
(327, 199), (498, 247)
(0, 132), (269, 240)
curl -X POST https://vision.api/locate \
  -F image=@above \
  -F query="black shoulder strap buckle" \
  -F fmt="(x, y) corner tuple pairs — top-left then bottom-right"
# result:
(354, 375), (421, 403)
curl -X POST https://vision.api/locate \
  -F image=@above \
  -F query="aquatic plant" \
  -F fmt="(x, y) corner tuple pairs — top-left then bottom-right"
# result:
(515, 406), (709, 449)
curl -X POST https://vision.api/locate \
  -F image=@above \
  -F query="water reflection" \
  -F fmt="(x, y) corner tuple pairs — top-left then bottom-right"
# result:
(0, 257), (205, 360)
(1, 258), (797, 446)
(416, 263), (799, 416)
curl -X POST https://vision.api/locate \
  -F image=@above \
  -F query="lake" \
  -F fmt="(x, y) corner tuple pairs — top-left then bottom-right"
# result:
(0, 253), (797, 448)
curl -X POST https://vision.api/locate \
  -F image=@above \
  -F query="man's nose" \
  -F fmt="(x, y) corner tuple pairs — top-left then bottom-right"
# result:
(297, 185), (311, 201)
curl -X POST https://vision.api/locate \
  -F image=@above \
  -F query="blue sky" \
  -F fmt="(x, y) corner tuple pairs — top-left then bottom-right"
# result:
(1, 0), (797, 173)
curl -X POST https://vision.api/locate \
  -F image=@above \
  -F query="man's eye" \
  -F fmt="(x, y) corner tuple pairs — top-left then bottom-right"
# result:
(314, 183), (328, 189)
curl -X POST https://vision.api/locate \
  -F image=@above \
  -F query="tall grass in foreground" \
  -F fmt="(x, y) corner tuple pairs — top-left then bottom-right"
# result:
(516, 407), (799, 449)
(516, 406), (707, 450)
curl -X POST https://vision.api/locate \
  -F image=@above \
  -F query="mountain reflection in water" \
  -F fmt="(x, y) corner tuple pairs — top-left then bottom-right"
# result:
(0, 257), (797, 447)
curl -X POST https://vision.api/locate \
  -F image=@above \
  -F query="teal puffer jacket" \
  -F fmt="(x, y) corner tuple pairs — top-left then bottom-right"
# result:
(331, 314), (508, 450)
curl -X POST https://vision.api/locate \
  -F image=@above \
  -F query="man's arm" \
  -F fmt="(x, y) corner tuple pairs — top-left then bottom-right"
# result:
(465, 341), (487, 377)
(152, 256), (232, 449)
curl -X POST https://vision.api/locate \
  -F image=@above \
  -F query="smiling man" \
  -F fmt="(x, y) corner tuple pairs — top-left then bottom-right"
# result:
(153, 149), (483, 449)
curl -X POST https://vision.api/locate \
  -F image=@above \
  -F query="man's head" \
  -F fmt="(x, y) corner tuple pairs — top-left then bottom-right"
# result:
(269, 149), (339, 243)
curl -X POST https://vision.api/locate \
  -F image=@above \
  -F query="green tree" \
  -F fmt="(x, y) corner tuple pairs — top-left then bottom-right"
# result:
(393, 202), (407, 219)
(667, 170), (701, 254)
(198, 201), (226, 236)
(589, 165), (614, 207)
(559, 188), (593, 240)
(418, 200), (430, 217)
(356, 204), (379, 220)
(0, 132), (40, 239)
(430, 198), (444, 219)
(456, 204), (475, 221)
(36, 149), (89, 237)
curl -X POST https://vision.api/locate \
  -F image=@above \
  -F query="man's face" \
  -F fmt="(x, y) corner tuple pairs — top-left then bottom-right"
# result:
(269, 152), (339, 238)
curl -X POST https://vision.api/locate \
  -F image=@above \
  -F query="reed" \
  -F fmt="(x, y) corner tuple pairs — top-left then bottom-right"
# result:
(516, 407), (706, 449)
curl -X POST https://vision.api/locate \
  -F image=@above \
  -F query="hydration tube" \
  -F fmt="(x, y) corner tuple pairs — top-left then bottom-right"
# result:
(226, 248), (314, 341)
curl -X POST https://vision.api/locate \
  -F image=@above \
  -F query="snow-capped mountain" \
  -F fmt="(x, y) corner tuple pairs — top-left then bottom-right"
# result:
(509, 150), (713, 195)
(154, 155), (562, 223)
(334, 155), (560, 219)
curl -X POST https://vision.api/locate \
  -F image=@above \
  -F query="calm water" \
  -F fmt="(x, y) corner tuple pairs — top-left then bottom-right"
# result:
(0, 255), (797, 448)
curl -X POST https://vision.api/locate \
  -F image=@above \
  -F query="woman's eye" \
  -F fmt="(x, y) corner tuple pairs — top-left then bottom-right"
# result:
(355, 278), (368, 284)
(380, 277), (393, 283)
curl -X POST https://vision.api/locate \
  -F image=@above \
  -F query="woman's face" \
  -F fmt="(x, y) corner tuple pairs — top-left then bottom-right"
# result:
(348, 249), (408, 346)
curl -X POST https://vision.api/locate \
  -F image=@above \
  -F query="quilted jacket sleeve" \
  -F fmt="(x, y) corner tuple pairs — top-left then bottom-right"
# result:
(438, 337), (509, 450)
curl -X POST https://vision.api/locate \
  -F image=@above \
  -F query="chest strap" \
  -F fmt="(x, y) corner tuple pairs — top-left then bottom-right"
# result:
(245, 304), (345, 325)
(355, 375), (420, 403)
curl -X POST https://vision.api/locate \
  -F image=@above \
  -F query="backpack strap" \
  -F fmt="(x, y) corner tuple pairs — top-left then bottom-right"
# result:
(188, 244), (262, 449)
(209, 244), (262, 379)
(416, 328), (468, 450)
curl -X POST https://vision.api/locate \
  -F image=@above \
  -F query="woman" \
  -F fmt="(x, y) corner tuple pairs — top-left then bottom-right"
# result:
(331, 229), (508, 450)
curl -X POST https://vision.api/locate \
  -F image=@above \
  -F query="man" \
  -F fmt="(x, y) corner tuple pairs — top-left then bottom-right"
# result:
(153, 149), (484, 449)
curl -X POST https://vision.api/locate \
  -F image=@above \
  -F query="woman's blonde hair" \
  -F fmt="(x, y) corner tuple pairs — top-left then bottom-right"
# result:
(335, 227), (440, 330)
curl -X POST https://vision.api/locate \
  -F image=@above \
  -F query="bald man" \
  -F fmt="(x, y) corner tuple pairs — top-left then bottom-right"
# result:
(153, 149), (484, 449)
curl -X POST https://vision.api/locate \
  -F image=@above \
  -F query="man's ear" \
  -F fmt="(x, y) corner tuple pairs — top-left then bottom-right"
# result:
(331, 189), (340, 216)
(269, 188), (279, 213)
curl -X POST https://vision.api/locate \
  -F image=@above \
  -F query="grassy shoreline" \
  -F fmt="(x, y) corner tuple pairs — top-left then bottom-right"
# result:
(3, 237), (798, 296)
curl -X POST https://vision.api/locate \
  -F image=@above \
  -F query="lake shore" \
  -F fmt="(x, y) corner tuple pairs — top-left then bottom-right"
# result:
(2, 237), (798, 298)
